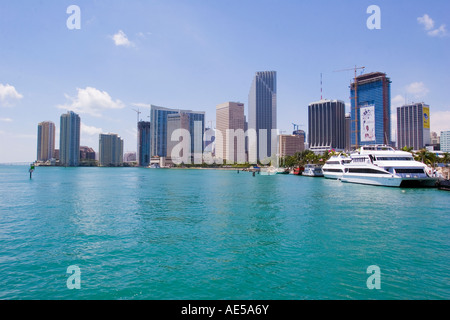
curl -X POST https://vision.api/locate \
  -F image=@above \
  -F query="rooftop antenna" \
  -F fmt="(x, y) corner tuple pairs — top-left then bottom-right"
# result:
(320, 73), (323, 100)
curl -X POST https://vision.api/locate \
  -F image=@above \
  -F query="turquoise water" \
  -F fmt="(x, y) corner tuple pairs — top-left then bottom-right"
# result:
(0, 166), (449, 300)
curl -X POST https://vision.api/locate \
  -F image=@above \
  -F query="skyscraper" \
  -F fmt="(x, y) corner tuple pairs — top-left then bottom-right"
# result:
(308, 99), (346, 152)
(99, 133), (124, 167)
(60, 111), (80, 167)
(248, 71), (277, 161)
(37, 121), (56, 162)
(216, 102), (245, 164)
(137, 121), (151, 167)
(397, 103), (431, 150)
(150, 105), (205, 158)
(167, 112), (190, 161)
(350, 72), (391, 147)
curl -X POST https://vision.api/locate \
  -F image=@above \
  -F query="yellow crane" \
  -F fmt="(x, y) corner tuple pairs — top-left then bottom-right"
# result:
(334, 66), (365, 149)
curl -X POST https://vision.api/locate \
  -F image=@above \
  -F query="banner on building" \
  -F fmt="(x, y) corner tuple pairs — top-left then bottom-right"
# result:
(360, 105), (376, 142)
(423, 106), (430, 129)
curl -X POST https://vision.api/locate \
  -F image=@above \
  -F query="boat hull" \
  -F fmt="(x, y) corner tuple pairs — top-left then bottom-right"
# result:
(340, 174), (438, 188)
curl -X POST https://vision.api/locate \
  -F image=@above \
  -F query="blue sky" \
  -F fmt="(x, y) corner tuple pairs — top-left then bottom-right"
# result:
(1, 0), (449, 162)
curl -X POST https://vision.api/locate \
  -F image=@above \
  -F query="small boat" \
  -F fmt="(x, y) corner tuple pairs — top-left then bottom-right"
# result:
(260, 166), (278, 175)
(292, 166), (304, 175)
(302, 164), (324, 177)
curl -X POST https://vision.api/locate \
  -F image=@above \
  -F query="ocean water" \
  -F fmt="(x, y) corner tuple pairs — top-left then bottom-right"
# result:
(0, 165), (448, 300)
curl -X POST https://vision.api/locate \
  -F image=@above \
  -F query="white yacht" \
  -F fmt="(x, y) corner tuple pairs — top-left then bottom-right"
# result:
(302, 164), (324, 177)
(322, 154), (352, 180)
(340, 145), (439, 188)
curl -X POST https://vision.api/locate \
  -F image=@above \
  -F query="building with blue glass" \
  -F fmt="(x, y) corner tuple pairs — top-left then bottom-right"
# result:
(150, 105), (205, 158)
(350, 72), (391, 148)
(59, 111), (80, 167)
(248, 71), (277, 161)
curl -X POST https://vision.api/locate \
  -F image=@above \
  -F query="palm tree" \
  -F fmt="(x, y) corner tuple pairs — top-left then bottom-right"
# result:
(401, 146), (414, 153)
(441, 152), (450, 167)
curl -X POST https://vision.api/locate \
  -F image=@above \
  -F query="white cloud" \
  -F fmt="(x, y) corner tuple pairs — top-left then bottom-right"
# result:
(418, 14), (435, 30)
(406, 82), (429, 98)
(418, 14), (447, 37)
(392, 94), (405, 109)
(81, 123), (103, 136)
(427, 24), (447, 37)
(57, 87), (125, 117)
(430, 110), (450, 134)
(111, 30), (133, 47)
(0, 84), (23, 107)
(0, 117), (13, 122)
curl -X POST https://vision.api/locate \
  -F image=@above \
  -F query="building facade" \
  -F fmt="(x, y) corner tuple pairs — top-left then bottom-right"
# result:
(248, 71), (277, 162)
(167, 112), (190, 161)
(79, 146), (96, 161)
(150, 105), (205, 159)
(397, 103), (431, 150)
(60, 111), (80, 167)
(99, 133), (123, 167)
(138, 121), (151, 167)
(350, 72), (391, 147)
(278, 134), (305, 157)
(216, 102), (246, 164)
(441, 131), (450, 152)
(308, 99), (346, 152)
(37, 121), (56, 162)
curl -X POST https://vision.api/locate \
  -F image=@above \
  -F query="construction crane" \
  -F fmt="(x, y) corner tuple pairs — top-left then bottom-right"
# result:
(292, 123), (304, 132)
(132, 108), (142, 123)
(334, 66), (365, 149)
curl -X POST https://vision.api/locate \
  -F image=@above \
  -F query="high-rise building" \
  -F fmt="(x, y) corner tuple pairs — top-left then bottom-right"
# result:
(216, 102), (245, 164)
(345, 113), (352, 151)
(248, 71), (277, 161)
(278, 134), (305, 157)
(37, 121), (56, 162)
(308, 99), (346, 152)
(99, 133), (123, 167)
(441, 131), (450, 152)
(60, 111), (80, 167)
(397, 103), (431, 150)
(138, 121), (151, 167)
(350, 72), (391, 147)
(150, 105), (205, 158)
(167, 112), (190, 160)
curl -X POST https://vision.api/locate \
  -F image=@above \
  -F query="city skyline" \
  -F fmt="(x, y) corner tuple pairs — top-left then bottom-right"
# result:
(1, 1), (449, 162)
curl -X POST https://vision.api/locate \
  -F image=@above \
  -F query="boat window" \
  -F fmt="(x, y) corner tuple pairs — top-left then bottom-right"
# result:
(395, 169), (425, 174)
(348, 168), (387, 174)
(375, 157), (413, 161)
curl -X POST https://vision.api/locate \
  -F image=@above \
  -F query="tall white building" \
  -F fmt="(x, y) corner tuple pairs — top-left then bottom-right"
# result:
(99, 133), (123, 166)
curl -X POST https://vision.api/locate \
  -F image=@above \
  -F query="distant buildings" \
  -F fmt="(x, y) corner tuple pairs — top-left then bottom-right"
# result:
(248, 71), (277, 161)
(80, 146), (96, 161)
(278, 134), (305, 157)
(37, 121), (56, 162)
(350, 72), (391, 147)
(345, 113), (352, 152)
(216, 102), (246, 164)
(167, 112), (190, 161)
(138, 121), (151, 167)
(99, 133), (123, 167)
(308, 99), (346, 152)
(397, 103), (431, 150)
(60, 111), (81, 167)
(441, 131), (450, 152)
(124, 152), (137, 163)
